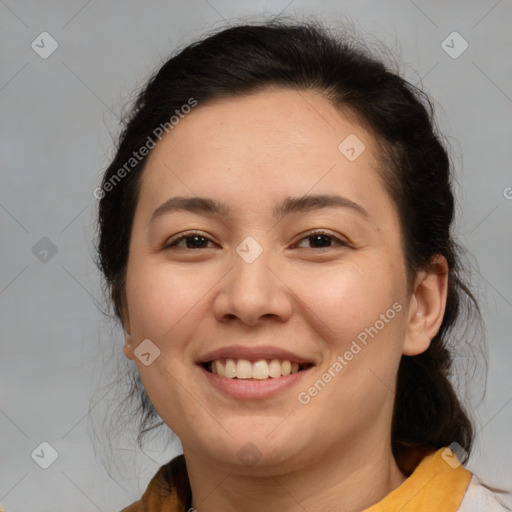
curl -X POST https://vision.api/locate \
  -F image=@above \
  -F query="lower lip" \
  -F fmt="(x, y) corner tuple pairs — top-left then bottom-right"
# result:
(198, 364), (313, 400)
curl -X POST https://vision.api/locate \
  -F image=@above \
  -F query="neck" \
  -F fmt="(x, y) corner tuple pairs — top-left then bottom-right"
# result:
(184, 440), (406, 512)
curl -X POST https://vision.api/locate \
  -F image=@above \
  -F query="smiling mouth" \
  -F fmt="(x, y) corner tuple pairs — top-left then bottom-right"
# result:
(201, 358), (314, 380)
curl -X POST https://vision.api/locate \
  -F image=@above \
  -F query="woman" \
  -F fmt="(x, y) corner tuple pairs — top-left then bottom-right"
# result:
(95, 20), (510, 512)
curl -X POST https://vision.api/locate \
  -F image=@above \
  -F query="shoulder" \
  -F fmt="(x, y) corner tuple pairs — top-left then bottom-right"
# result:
(119, 500), (141, 512)
(119, 454), (191, 512)
(458, 475), (511, 512)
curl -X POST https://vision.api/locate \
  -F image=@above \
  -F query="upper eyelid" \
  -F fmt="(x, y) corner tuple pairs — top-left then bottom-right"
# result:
(165, 230), (216, 245)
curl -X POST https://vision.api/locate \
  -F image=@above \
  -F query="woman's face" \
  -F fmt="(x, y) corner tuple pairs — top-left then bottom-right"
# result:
(122, 89), (425, 473)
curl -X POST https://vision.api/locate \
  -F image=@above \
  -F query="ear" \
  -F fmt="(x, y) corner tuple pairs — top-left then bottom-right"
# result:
(120, 291), (135, 361)
(402, 255), (449, 356)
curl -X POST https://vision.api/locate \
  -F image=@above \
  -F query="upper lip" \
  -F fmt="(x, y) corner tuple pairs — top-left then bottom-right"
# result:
(196, 345), (316, 365)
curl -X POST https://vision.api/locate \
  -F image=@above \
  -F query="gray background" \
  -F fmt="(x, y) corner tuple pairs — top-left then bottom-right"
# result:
(1, 0), (511, 510)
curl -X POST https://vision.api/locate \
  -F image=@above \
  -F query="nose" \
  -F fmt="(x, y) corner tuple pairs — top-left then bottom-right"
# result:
(211, 244), (293, 327)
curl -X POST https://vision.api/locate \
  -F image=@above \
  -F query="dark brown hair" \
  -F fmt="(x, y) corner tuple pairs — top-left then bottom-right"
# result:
(95, 19), (481, 471)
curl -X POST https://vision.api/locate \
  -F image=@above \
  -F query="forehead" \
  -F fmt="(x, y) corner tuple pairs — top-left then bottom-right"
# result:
(136, 89), (395, 225)
(156, 88), (376, 159)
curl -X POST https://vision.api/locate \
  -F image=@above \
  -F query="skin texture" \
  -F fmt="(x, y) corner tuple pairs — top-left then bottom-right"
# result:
(121, 89), (448, 512)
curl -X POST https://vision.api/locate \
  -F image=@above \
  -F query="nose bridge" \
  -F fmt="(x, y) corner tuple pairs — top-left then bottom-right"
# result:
(234, 237), (272, 293)
(213, 235), (292, 325)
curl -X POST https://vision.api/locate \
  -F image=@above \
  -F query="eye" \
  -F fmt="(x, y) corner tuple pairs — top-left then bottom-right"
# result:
(163, 231), (216, 250)
(163, 230), (349, 251)
(294, 231), (349, 250)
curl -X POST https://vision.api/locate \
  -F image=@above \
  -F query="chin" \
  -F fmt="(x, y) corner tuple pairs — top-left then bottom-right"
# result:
(196, 430), (313, 474)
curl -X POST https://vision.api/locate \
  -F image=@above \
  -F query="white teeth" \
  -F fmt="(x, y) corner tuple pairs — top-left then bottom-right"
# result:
(212, 360), (225, 377)
(207, 358), (308, 379)
(252, 359), (269, 380)
(225, 358), (237, 379)
(268, 359), (282, 378)
(236, 359), (253, 379)
(281, 360), (291, 376)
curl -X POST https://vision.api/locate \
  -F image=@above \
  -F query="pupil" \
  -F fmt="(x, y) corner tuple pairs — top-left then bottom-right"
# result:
(311, 234), (330, 247)
(187, 236), (205, 249)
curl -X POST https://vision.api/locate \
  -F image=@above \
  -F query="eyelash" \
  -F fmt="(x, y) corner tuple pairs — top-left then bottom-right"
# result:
(163, 230), (349, 251)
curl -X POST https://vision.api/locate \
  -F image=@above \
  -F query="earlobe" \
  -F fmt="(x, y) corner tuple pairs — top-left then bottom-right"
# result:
(123, 339), (135, 360)
(402, 256), (448, 356)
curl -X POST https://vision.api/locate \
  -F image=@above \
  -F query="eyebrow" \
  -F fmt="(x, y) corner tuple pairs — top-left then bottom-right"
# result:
(149, 194), (369, 223)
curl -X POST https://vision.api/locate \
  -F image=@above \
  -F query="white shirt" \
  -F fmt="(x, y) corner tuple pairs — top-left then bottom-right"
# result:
(458, 476), (511, 511)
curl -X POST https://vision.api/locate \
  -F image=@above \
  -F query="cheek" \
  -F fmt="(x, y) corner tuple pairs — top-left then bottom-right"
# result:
(124, 262), (211, 428)
(286, 260), (406, 386)
(287, 259), (403, 338)
(125, 261), (211, 342)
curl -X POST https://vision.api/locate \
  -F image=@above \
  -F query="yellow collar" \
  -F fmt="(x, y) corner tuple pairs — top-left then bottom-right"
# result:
(122, 447), (471, 512)
(364, 448), (472, 511)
